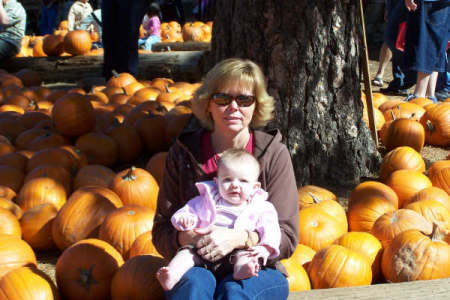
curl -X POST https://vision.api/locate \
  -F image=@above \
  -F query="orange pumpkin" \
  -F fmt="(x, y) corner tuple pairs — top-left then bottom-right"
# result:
(285, 244), (316, 271)
(73, 164), (116, 190)
(14, 69), (42, 87)
(419, 103), (450, 147)
(52, 186), (122, 251)
(109, 167), (159, 210)
(43, 34), (65, 56)
(0, 207), (21, 237)
(145, 152), (167, 185)
(428, 166), (450, 195)
(404, 200), (450, 231)
(107, 72), (136, 89)
(347, 181), (398, 232)
(63, 30), (92, 55)
(0, 266), (60, 299)
(0, 197), (22, 218)
(16, 177), (67, 211)
(20, 203), (58, 251)
(381, 224), (450, 282)
(110, 255), (165, 300)
(385, 169), (432, 208)
(379, 146), (425, 182)
(105, 124), (142, 163)
(280, 258), (311, 291)
(51, 93), (96, 137)
(98, 205), (155, 259)
(0, 165), (24, 193)
(135, 115), (168, 155)
(0, 234), (37, 277)
(55, 238), (124, 300)
(382, 118), (425, 152)
(406, 186), (450, 210)
(75, 132), (119, 167)
(24, 164), (72, 195)
(297, 185), (337, 210)
(371, 209), (432, 249)
(308, 244), (372, 288)
(129, 231), (162, 258)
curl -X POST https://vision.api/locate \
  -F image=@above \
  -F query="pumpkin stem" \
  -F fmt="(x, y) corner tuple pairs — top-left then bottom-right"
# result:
(112, 70), (119, 78)
(78, 266), (98, 291)
(122, 166), (137, 181)
(390, 111), (395, 121)
(307, 192), (321, 204)
(425, 120), (435, 133)
(430, 222), (446, 242)
(164, 84), (171, 93)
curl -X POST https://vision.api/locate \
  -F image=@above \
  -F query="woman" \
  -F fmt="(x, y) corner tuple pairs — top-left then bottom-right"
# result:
(152, 58), (299, 299)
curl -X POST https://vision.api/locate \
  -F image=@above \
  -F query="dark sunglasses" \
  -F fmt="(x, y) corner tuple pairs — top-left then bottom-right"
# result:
(211, 93), (256, 107)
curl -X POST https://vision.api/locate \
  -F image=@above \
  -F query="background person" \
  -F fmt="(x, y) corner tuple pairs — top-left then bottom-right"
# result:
(152, 58), (298, 299)
(0, 0), (26, 61)
(67, 0), (92, 31)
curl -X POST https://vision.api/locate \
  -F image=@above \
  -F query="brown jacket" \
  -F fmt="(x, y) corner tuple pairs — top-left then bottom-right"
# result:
(152, 121), (299, 274)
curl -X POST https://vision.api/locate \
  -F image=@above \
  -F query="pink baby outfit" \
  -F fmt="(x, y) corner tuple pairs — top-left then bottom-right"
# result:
(143, 15), (160, 37)
(171, 181), (281, 258)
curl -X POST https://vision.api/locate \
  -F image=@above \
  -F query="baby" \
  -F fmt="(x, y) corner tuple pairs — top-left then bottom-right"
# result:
(156, 148), (281, 291)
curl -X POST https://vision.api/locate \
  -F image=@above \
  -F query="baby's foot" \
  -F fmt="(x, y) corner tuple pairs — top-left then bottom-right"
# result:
(156, 266), (182, 291)
(233, 259), (260, 280)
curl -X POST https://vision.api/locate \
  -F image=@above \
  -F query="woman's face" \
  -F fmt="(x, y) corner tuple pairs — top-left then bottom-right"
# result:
(207, 81), (256, 135)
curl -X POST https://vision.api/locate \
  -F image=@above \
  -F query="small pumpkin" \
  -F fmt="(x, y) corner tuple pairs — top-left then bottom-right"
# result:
(0, 207), (21, 237)
(129, 231), (162, 258)
(63, 30), (92, 56)
(379, 146), (425, 182)
(73, 164), (116, 190)
(0, 234), (37, 277)
(385, 169), (432, 208)
(20, 203), (58, 251)
(297, 185), (337, 210)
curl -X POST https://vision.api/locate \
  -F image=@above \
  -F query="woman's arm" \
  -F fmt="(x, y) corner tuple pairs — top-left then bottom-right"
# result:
(0, 1), (9, 26)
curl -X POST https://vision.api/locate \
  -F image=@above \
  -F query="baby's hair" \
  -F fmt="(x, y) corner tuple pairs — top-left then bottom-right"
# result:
(148, 2), (161, 16)
(217, 149), (260, 179)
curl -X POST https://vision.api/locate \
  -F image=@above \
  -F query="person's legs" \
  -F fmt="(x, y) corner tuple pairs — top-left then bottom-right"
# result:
(216, 268), (289, 300)
(164, 267), (216, 300)
(373, 42), (392, 86)
(0, 40), (18, 61)
(101, 0), (117, 79)
(156, 248), (201, 291)
(143, 34), (161, 51)
(412, 71), (431, 98)
(426, 71), (439, 99)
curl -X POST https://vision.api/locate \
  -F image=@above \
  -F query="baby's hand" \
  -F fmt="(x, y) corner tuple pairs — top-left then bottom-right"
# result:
(247, 246), (271, 266)
(178, 215), (197, 228)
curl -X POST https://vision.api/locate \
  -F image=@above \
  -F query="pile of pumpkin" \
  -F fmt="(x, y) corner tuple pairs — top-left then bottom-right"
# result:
(157, 20), (213, 43)
(0, 68), (198, 298)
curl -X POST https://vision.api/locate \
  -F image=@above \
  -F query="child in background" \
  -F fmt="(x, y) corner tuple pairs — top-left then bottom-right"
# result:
(67, 0), (92, 31)
(138, 3), (161, 51)
(156, 149), (281, 291)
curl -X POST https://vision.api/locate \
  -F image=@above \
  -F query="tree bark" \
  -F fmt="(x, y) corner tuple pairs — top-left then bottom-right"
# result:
(209, 0), (380, 187)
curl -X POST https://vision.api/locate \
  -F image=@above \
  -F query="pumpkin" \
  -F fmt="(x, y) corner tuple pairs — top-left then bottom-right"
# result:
(145, 152), (167, 185)
(0, 207), (21, 237)
(419, 103), (450, 147)
(334, 231), (383, 282)
(129, 231), (162, 258)
(107, 72), (136, 89)
(0, 185), (17, 201)
(74, 164), (116, 190)
(409, 97), (434, 107)
(0, 165), (24, 193)
(63, 30), (92, 55)
(135, 115), (168, 155)
(109, 167), (159, 210)
(24, 164), (72, 194)
(0, 197), (22, 218)
(297, 185), (337, 210)
(383, 103), (426, 122)
(0, 152), (27, 172)
(381, 224), (450, 282)
(51, 93), (96, 137)
(347, 181), (398, 232)
(55, 238), (124, 300)
(427, 160), (450, 179)
(20, 203), (58, 250)
(16, 177), (66, 211)
(0, 234), (36, 277)
(14, 68), (41, 87)
(385, 169), (432, 208)
(297, 198), (347, 251)
(98, 205), (155, 259)
(26, 147), (78, 173)
(110, 255), (165, 300)
(428, 166), (450, 195)
(371, 209), (432, 249)
(0, 266), (59, 299)
(15, 128), (52, 150)
(308, 244), (372, 288)
(75, 132), (119, 167)
(363, 106), (385, 131)
(405, 186), (450, 210)
(379, 146), (425, 182)
(27, 131), (70, 151)
(279, 258), (311, 291)
(43, 34), (65, 56)
(32, 37), (47, 57)
(19, 111), (52, 129)
(382, 118), (425, 152)
(404, 200), (450, 231)
(52, 186), (122, 251)
(285, 244), (316, 271)
(105, 124), (142, 163)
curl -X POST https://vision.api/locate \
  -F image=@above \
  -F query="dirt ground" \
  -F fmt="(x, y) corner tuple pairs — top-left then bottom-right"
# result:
(35, 50), (449, 284)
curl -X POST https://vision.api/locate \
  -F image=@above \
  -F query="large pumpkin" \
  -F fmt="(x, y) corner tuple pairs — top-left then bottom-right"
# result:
(63, 30), (92, 55)
(75, 132), (119, 167)
(297, 185), (336, 210)
(405, 186), (450, 210)
(308, 244), (372, 288)
(110, 255), (165, 300)
(73, 164), (116, 190)
(382, 118), (425, 152)
(347, 181), (398, 232)
(98, 205), (155, 259)
(297, 198), (347, 251)
(404, 200), (450, 231)
(0, 234), (36, 277)
(0, 207), (21, 237)
(0, 266), (59, 299)
(381, 225), (450, 282)
(20, 203), (58, 251)
(280, 258), (311, 292)
(428, 166), (450, 195)
(109, 167), (159, 210)
(55, 238), (124, 300)
(129, 231), (162, 258)
(0, 196), (22, 218)
(16, 177), (66, 211)
(52, 186), (122, 251)
(51, 93), (96, 137)
(379, 146), (425, 182)
(419, 102), (450, 147)
(105, 124), (142, 163)
(385, 169), (432, 208)
(371, 209), (432, 249)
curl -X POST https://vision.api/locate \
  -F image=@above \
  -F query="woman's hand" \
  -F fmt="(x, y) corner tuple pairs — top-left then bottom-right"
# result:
(194, 226), (246, 262)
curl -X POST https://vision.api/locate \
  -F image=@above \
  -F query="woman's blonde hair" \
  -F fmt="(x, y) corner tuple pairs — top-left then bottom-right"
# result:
(191, 58), (275, 130)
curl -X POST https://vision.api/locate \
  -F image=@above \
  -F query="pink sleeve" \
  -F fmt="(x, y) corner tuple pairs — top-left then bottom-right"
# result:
(170, 196), (202, 231)
(254, 201), (281, 259)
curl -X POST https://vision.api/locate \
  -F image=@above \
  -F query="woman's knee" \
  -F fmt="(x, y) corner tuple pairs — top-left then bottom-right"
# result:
(165, 267), (216, 299)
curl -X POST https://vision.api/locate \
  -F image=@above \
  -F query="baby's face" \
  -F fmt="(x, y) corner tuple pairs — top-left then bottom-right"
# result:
(215, 161), (260, 205)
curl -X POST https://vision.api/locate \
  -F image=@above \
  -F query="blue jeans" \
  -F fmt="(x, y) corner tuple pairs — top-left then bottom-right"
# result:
(165, 266), (289, 300)
(0, 39), (18, 61)
(138, 34), (161, 50)
(384, 0), (416, 89)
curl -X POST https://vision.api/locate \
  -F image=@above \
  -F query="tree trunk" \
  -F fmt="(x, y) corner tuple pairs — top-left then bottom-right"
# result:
(209, 0), (380, 187)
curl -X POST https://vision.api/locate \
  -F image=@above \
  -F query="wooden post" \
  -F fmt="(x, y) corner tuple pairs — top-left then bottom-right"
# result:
(358, 0), (379, 147)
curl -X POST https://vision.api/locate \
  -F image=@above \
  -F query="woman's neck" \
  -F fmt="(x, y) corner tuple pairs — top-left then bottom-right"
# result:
(210, 129), (250, 155)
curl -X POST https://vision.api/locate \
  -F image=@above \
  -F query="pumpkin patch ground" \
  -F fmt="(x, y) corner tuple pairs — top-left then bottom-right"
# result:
(11, 54), (448, 295)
